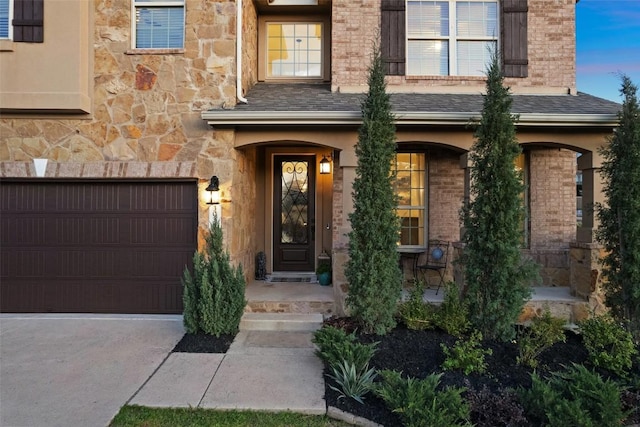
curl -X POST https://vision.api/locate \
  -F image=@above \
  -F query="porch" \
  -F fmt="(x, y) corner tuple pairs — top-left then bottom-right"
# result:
(244, 281), (590, 324)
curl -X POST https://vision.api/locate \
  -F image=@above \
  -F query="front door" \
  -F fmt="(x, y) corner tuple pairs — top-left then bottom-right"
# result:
(273, 155), (315, 271)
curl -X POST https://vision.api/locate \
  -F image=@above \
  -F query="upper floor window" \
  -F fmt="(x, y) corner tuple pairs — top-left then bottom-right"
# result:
(0, 0), (10, 39)
(258, 15), (330, 82)
(382, 0), (528, 78)
(133, 0), (184, 49)
(1, 0), (43, 42)
(407, 0), (497, 76)
(394, 152), (427, 247)
(267, 22), (323, 78)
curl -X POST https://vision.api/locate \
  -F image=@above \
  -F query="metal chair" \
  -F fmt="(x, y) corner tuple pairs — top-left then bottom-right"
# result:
(417, 240), (449, 294)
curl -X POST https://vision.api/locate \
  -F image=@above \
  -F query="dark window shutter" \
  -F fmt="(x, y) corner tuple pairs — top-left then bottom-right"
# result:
(13, 0), (44, 43)
(502, 0), (528, 77)
(381, 0), (405, 76)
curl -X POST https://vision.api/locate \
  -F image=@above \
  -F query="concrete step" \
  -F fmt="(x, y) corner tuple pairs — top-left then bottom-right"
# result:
(240, 312), (324, 332)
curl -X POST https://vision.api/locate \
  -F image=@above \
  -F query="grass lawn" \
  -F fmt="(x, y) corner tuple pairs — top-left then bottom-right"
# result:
(110, 405), (349, 427)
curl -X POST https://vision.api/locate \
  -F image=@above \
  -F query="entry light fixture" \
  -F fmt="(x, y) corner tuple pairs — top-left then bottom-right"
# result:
(319, 155), (332, 175)
(206, 176), (221, 205)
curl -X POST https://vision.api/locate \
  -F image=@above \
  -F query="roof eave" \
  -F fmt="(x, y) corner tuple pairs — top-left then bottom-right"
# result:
(201, 111), (619, 128)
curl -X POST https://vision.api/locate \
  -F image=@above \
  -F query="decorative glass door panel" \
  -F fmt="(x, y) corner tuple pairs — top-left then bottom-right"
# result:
(273, 155), (315, 271)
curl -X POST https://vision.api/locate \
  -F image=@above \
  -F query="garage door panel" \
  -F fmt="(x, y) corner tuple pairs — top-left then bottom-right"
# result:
(1, 181), (196, 313)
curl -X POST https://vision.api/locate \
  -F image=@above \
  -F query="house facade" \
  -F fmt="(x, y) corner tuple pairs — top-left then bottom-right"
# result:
(0, 0), (619, 315)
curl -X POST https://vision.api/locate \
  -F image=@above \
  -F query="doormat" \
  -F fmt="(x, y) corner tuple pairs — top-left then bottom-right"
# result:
(267, 276), (313, 283)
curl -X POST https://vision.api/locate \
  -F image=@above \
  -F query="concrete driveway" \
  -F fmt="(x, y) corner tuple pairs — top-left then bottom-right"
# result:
(0, 314), (184, 427)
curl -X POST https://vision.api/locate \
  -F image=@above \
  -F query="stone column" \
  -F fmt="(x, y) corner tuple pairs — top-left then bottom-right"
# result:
(571, 152), (607, 312)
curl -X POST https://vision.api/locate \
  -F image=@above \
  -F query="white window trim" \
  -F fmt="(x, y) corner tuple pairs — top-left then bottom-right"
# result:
(130, 0), (185, 50)
(0, 0), (13, 40)
(406, 0), (498, 76)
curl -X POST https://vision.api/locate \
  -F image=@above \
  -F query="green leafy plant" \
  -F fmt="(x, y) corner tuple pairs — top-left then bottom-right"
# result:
(327, 360), (378, 404)
(397, 281), (438, 330)
(316, 261), (331, 275)
(435, 281), (470, 337)
(312, 326), (378, 374)
(519, 363), (626, 427)
(579, 313), (638, 377)
(516, 309), (567, 368)
(441, 330), (492, 375)
(345, 41), (402, 335)
(459, 49), (538, 342)
(375, 370), (471, 427)
(182, 213), (246, 336)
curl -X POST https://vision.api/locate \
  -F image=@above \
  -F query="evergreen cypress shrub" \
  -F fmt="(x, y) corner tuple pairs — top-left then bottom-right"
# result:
(345, 41), (401, 335)
(596, 75), (640, 342)
(460, 50), (538, 342)
(181, 213), (246, 336)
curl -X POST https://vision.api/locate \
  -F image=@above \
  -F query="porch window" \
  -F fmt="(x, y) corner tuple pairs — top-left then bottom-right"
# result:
(394, 152), (427, 247)
(515, 152), (530, 248)
(133, 0), (185, 49)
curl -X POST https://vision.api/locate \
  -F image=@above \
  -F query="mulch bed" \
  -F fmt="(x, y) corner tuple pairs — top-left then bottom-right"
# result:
(169, 319), (640, 426)
(322, 316), (640, 427)
(172, 332), (235, 353)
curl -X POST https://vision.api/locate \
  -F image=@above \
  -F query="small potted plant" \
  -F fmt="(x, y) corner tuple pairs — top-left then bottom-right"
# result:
(316, 260), (332, 286)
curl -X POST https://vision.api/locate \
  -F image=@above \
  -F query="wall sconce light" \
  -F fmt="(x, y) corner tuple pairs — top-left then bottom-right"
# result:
(205, 176), (221, 205)
(319, 155), (332, 174)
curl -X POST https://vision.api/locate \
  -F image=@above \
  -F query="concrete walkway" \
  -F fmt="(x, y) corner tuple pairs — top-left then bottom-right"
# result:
(130, 313), (326, 414)
(1, 313), (327, 427)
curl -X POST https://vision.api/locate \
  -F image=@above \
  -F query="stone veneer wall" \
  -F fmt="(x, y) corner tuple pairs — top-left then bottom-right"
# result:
(330, 0), (576, 93)
(0, 0), (257, 276)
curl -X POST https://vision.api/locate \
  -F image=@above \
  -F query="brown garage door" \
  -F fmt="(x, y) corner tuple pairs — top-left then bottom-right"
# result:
(0, 180), (197, 313)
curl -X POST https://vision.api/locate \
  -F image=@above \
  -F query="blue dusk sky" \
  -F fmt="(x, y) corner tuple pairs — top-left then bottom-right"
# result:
(576, 0), (640, 103)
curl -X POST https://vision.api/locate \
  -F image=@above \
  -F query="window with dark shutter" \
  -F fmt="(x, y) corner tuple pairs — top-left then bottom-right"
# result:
(381, 0), (405, 76)
(502, 0), (528, 77)
(13, 0), (43, 43)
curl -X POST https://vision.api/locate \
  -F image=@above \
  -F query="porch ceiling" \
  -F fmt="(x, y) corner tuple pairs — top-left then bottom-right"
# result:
(202, 83), (620, 128)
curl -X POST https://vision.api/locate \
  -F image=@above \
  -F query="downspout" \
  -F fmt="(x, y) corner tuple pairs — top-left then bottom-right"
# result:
(236, 0), (248, 103)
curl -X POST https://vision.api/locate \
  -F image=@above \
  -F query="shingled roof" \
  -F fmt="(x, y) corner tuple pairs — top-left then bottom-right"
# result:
(202, 83), (621, 127)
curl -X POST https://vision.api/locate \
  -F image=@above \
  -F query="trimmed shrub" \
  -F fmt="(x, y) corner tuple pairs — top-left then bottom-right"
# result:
(516, 309), (567, 368)
(435, 281), (470, 337)
(519, 363), (626, 427)
(375, 370), (472, 427)
(312, 326), (378, 375)
(397, 282), (438, 330)
(580, 313), (638, 377)
(441, 330), (492, 375)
